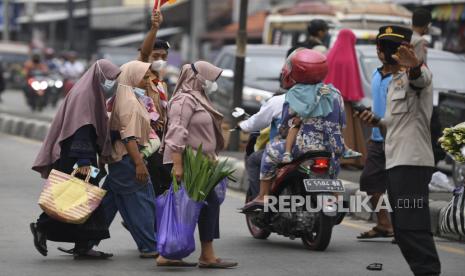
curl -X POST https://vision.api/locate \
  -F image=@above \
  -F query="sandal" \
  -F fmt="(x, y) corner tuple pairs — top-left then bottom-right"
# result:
(30, 223), (47, 257)
(73, 250), (113, 260)
(199, 258), (238, 269)
(156, 260), (198, 267)
(344, 149), (362, 159)
(57, 247), (75, 255)
(367, 263), (383, 271)
(357, 226), (394, 239)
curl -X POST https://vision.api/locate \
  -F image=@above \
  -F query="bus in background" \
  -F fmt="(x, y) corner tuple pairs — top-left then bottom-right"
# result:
(262, 2), (339, 46)
(263, 2), (415, 48)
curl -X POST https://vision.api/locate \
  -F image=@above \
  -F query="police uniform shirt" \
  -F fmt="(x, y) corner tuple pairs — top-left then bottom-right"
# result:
(383, 66), (435, 170)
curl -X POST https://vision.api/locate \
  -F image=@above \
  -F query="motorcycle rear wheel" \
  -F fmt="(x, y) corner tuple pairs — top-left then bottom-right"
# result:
(245, 191), (271, 240)
(301, 213), (333, 251)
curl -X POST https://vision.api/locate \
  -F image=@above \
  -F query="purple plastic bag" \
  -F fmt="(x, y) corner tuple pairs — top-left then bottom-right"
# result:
(215, 178), (228, 205)
(156, 185), (203, 259)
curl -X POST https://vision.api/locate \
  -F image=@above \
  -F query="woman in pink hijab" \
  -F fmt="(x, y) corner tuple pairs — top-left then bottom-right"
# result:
(325, 29), (367, 167)
(158, 61), (237, 269)
(30, 59), (121, 259)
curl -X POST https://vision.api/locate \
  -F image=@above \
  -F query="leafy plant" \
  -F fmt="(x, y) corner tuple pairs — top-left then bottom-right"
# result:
(439, 122), (465, 163)
(177, 145), (237, 202)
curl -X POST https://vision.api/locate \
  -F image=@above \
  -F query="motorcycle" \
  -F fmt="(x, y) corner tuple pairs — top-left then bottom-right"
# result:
(24, 71), (51, 111)
(47, 73), (64, 107)
(233, 107), (346, 251)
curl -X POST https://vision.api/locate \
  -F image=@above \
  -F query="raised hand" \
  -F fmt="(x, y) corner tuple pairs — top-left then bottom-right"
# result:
(151, 11), (164, 30)
(392, 45), (421, 68)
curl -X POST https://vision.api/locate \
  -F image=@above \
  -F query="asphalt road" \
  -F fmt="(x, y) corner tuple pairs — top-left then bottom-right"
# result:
(1, 133), (465, 276)
(0, 89), (62, 121)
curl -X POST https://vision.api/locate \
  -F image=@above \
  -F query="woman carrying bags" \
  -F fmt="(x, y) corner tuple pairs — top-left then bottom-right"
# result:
(158, 61), (238, 269)
(30, 59), (121, 259)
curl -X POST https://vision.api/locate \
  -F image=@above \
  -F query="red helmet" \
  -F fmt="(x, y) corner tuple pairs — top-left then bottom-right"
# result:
(281, 49), (328, 89)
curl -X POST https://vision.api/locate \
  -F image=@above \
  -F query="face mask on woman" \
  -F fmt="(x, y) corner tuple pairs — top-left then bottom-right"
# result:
(151, 59), (167, 72)
(133, 87), (146, 98)
(97, 62), (118, 97)
(203, 80), (219, 94)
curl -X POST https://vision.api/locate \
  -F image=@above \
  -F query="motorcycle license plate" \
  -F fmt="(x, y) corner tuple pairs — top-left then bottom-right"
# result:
(303, 179), (345, 193)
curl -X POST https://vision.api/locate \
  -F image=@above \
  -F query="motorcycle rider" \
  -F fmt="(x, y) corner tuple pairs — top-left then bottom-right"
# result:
(60, 51), (84, 80)
(238, 91), (286, 197)
(243, 48), (346, 210)
(24, 51), (49, 77)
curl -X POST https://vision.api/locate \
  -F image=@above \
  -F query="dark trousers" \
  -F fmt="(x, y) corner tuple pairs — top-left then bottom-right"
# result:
(147, 152), (173, 196)
(387, 166), (441, 276)
(198, 190), (221, 242)
(246, 150), (264, 198)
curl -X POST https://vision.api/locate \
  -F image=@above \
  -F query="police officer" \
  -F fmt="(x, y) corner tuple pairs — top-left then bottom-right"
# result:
(358, 26), (441, 275)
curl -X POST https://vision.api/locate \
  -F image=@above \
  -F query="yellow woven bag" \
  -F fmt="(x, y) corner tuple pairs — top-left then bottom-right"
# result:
(38, 169), (107, 224)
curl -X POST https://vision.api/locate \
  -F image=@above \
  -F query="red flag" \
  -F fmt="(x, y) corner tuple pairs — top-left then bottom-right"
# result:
(153, 0), (176, 12)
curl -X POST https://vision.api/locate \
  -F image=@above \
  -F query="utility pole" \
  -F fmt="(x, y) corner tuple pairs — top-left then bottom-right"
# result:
(86, 0), (92, 61)
(144, 0), (150, 31)
(2, 0), (10, 41)
(230, 0), (248, 151)
(190, 0), (206, 61)
(67, 0), (75, 50)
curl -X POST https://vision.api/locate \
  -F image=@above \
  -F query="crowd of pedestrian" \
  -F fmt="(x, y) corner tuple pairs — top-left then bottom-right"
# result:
(27, 6), (443, 275)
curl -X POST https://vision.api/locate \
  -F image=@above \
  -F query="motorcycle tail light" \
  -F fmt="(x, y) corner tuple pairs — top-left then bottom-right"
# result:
(311, 158), (329, 174)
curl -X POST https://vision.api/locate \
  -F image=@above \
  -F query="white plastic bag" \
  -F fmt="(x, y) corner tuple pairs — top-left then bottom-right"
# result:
(429, 172), (455, 193)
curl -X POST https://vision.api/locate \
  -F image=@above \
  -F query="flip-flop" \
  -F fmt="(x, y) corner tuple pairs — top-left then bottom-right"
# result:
(357, 226), (394, 239)
(199, 258), (238, 269)
(156, 260), (198, 267)
(57, 247), (75, 255)
(367, 263), (383, 271)
(73, 251), (113, 260)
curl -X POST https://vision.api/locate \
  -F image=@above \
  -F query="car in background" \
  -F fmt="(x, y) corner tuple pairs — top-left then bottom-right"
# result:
(356, 45), (465, 184)
(212, 45), (288, 120)
(0, 42), (29, 89)
(356, 45), (465, 107)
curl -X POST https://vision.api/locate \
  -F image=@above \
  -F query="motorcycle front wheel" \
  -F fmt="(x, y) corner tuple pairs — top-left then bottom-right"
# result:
(301, 212), (333, 251)
(245, 190), (271, 240)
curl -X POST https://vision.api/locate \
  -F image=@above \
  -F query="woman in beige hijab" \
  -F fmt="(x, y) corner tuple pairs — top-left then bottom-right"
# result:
(159, 61), (237, 268)
(99, 60), (159, 258)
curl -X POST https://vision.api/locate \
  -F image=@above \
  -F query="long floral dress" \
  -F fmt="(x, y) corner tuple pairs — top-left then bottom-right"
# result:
(260, 92), (346, 180)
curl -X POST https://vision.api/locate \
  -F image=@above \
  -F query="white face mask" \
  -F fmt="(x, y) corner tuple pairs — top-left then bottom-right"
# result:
(203, 80), (218, 94)
(151, 60), (167, 72)
(97, 62), (117, 95)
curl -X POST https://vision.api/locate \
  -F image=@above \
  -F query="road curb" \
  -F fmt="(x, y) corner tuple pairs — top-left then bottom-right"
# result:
(222, 155), (463, 241)
(0, 113), (50, 141)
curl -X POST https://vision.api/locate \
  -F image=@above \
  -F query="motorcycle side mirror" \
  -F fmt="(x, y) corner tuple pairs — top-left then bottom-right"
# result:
(221, 69), (234, 79)
(232, 107), (246, 118)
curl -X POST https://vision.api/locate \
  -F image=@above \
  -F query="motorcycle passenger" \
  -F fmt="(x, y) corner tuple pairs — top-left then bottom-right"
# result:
(44, 48), (61, 73)
(243, 49), (346, 210)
